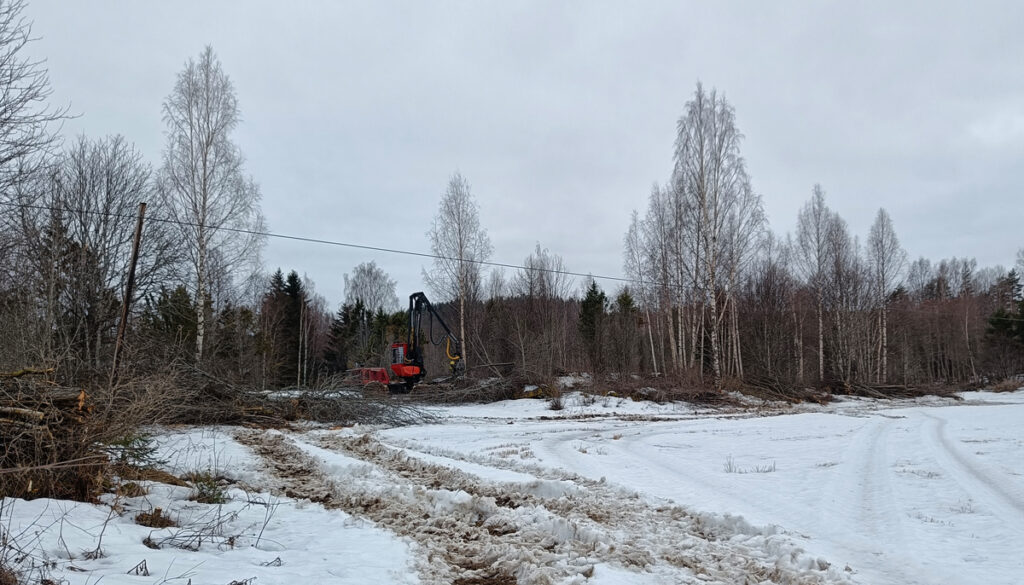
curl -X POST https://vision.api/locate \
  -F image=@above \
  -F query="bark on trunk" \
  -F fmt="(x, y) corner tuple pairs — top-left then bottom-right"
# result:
(817, 293), (824, 382)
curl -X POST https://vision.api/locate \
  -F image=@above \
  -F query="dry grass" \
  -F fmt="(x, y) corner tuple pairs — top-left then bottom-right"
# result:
(991, 379), (1022, 392)
(135, 507), (176, 528)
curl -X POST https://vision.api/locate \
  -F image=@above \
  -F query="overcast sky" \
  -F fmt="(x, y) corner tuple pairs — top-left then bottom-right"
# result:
(25, 1), (1024, 306)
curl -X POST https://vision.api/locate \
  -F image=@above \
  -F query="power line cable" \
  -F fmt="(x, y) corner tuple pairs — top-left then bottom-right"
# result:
(6, 200), (1023, 314)
(0, 199), (634, 285)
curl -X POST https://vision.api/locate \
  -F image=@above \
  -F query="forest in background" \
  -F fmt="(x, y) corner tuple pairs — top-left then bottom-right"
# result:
(1, 0), (1022, 403)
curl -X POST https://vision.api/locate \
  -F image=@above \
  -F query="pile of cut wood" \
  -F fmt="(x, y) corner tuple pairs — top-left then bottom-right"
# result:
(1, 368), (103, 500)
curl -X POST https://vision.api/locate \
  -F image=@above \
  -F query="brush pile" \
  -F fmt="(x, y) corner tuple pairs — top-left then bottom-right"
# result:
(0, 369), (104, 500)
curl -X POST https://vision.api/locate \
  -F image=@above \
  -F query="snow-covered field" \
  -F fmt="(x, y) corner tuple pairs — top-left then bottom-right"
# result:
(4, 389), (1023, 584)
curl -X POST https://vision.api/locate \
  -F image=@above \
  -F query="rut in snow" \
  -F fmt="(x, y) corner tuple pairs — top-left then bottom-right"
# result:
(237, 429), (847, 585)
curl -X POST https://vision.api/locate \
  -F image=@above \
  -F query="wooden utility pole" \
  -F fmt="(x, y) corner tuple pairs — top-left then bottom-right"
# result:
(110, 202), (146, 386)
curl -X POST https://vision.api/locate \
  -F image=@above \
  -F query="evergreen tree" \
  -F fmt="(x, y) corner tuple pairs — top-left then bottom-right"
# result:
(579, 281), (607, 372)
(984, 271), (1024, 378)
(280, 270), (306, 386)
(323, 305), (351, 373)
(610, 288), (639, 373)
(141, 285), (197, 347)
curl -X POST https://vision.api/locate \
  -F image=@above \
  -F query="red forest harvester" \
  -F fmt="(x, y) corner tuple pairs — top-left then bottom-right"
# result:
(389, 291), (463, 392)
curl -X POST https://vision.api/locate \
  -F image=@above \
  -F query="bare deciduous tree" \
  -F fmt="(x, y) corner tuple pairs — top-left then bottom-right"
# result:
(624, 210), (658, 374)
(795, 185), (835, 382)
(485, 268), (507, 300)
(508, 243), (572, 376)
(157, 46), (265, 363)
(344, 261), (399, 314)
(511, 243), (571, 300)
(0, 0), (66, 196)
(867, 208), (907, 382)
(423, 172), (492, 361)
(673, 83), (761, 386)
(1, 135), (176, 379)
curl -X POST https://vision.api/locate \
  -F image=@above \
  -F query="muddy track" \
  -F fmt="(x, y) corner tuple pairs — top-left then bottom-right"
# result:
(237, 429), (840, 585)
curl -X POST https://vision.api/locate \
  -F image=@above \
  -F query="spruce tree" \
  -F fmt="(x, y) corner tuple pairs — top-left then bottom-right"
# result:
(579, 281), (607, 373)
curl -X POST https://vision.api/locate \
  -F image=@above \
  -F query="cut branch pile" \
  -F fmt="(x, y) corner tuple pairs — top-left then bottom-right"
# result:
(742, 376), (833, 404)
(158, 369), (438, 428)
(410, 376), (521, 404)
(826, 381), (964, 401)
(0, 372), (103, 501)
(742, 376), (964, 404)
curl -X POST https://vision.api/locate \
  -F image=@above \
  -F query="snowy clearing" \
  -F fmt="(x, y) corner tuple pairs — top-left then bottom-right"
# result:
(3, 390), (1023, 584)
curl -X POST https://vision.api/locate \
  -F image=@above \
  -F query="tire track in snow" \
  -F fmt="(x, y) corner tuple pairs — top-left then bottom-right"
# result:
(819, 418), (897, 541)
(320, 432), (847, 584)
(238, 429), (848, 585)
(856, 417), (898, 539)
(373, 432), (860, 585)
(922, 412), (1024, 531)
(810, 416), (949, 585)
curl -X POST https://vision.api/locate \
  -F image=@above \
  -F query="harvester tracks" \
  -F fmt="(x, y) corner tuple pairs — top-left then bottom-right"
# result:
(237, 429), (845, 585)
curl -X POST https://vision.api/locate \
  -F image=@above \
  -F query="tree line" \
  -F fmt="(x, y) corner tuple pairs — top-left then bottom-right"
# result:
(1, 0), (1020, 395)
(620, 85), (1024, 389)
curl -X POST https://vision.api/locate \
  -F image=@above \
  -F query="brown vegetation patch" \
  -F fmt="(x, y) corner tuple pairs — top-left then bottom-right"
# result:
(0, 373), (199, 501)
(135, 507), (176, 528)
(453, 572), (516, 585)
(991, 379), (1022, 392)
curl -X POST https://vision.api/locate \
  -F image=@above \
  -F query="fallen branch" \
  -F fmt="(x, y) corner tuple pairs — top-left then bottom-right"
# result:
(0, 367), (54, 379)
(0, 406), (45, 423)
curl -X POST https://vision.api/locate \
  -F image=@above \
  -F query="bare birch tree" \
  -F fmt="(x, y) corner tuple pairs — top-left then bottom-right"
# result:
(158, 46), (265, 363)
(673, 83), (759, 386)
(509, 243), (572, 375)
(624, 210), (658, 374)
(795, 185), (834, 382)
(867, 208), (907, 382)
(424, 172), (492, 360)
(344, 261), (399, 314)
(511, 243), (571, 300)
(641, 184), (676, 372)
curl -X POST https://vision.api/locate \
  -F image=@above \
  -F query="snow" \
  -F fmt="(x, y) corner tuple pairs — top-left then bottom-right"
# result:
(2, 429), (418, 585)
(4, 390), (1023, 584)
(382, 389), (1024, 585)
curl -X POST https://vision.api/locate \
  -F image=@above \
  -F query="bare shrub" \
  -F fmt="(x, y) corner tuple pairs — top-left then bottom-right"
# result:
(724, 455), (776, 474)
(547, 386), (564, 411)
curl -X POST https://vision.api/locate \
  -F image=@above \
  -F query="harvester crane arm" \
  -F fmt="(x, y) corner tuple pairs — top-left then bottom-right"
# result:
(389, 292), (463, 389)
